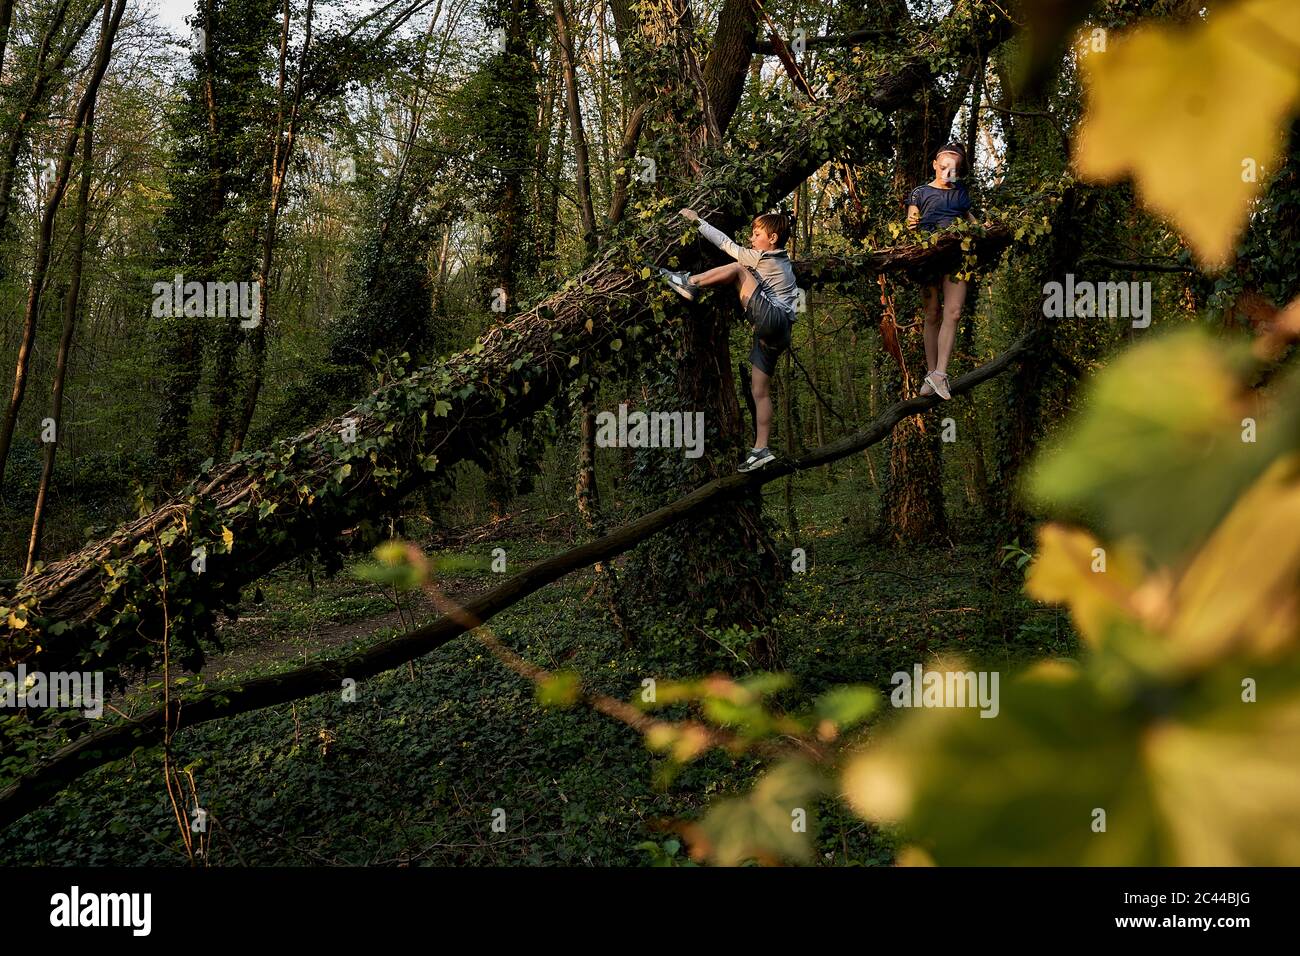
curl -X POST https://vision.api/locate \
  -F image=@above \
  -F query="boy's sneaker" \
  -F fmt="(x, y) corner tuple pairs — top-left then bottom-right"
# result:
(738, 447), (776, 473)
(655, 266), (699, 301)
(924, 371), (951, 400)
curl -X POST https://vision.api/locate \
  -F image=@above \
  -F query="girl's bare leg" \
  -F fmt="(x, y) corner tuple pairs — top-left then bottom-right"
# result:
(921, 282), (941, 372)
(751, 365), (772, 449)
(936, 275), (968, 376)
(690, 261), (758, 305)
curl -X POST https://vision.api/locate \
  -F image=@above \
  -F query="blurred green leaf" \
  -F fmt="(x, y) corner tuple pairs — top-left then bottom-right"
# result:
(690, 759), (824, 866)
(1028, 329), (1280, 562)
(813, 686), (879, 731)
(843, 653), (1300, 865)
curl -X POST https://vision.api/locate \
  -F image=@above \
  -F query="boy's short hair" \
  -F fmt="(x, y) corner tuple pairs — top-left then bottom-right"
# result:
(753, 212), (790, 247)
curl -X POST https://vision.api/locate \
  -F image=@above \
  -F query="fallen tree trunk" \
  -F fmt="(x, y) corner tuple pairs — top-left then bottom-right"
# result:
(795, 224), (1013, 287)
(0, 330), (1034, 830)
(0, 7), (1011, 683)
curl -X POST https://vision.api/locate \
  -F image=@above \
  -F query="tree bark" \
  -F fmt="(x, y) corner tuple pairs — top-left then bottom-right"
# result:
(605, 102), (646, 228)
(0, 0), (15, 77)
(700, 0), (759, 133)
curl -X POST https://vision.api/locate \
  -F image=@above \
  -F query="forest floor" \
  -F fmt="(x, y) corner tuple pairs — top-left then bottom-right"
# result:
(0, 470), (1078, 866)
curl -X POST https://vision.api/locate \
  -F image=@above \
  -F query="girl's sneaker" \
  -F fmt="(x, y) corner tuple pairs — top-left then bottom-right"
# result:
(655, 267), (699, 301)
(924, 370), (952, 400)
(919, 373), (936, 397)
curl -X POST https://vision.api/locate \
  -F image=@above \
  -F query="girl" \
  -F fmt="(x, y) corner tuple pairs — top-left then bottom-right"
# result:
(906, 142), (978, 400)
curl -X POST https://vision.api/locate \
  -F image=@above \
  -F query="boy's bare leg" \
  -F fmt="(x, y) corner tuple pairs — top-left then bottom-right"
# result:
(936, 275), (968, 375)
(690, 262), (759, 305)
(921, 282), (941, 372)
(751, 365), (772, 449)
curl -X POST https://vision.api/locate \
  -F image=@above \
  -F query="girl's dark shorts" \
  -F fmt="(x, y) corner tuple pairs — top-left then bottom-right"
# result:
(745, 286), (794, 376)
(908, 259), (949, 286)
(906, 223), (959, 286)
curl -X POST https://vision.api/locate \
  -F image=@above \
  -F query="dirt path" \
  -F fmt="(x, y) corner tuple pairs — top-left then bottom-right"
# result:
(111, 577), (492, 709)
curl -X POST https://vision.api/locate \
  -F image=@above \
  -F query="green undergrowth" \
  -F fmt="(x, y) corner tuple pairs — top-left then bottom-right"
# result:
(0, 474), (1075, 866)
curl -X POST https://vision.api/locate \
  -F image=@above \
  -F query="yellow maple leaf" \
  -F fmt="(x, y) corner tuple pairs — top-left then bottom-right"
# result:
(1025, 524), (1146, 646)
(1169, 454), (1300, 668)
(1073, 0), (1300, 267)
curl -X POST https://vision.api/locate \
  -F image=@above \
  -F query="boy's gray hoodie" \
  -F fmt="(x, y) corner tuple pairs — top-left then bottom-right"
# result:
(697, 220), (799, 316)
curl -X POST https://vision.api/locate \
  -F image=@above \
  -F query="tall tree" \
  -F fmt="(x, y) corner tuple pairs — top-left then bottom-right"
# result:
(229, 0), (316, 453)
(0, 0), (125, 494)
(152, 0), (279, 484)
(616, 0), (791, 659)
(0, 0), (100, 272)
(26, 54), (98, 572)
(552, 0), (596, 255)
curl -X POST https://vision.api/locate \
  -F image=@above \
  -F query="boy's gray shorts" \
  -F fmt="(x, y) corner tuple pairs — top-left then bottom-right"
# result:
(745, 285), (794, 377)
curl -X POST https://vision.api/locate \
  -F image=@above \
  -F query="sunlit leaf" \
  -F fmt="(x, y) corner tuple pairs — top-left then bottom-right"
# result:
(352, 540), (426, 590)
(537, 671), (580, 708)
(813, 686), (880, 731)
(1073, 0), (1300, 266)
(1026, 524), (1147, 647)
(1144, 660), (1300, 865)
(1168, 454), (1300, 668)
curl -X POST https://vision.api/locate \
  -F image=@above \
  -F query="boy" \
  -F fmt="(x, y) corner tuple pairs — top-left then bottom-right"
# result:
(656, 209), (798, 473)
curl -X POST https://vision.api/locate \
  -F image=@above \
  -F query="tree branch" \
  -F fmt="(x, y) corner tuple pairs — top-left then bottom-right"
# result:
(752, 28), (890, 55)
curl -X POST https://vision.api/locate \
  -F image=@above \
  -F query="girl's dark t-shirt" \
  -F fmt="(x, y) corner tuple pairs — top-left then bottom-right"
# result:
(907, 182), (971, 231)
